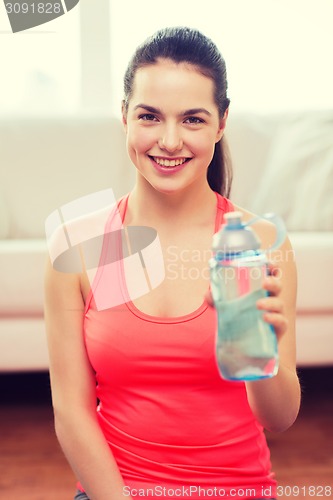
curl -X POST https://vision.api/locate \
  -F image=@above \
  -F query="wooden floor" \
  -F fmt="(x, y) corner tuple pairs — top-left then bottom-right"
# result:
(0, 367), (332, 500)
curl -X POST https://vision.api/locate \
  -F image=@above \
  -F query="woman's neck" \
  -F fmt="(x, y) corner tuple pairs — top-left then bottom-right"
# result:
(126, 178), (217, 229)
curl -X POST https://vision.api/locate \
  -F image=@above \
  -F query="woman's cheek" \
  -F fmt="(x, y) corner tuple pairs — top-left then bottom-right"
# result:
(189, 129), (216, 153)
(130, 126), (157, 153)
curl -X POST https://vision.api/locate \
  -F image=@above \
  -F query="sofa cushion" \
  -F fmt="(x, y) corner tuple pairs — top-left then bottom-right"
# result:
(0, 318), (49, 371)
(227, 113), (280, 208)
(0, 115), (135, 239)
(0, 232), (332, 314)
(289, 232), (333, 311)
(249, 111), (333, 231)
(0, 240), (47, 314)
(296, 315), (333, 366)
(0, 191), (9, 239)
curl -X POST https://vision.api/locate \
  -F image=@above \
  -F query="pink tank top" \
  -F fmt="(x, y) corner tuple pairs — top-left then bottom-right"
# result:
(81, 192), (277, 499)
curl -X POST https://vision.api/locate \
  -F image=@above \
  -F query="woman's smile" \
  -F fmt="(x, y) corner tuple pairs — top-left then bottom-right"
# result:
(152, 156), (189, 167)
(148, 155), (192, 175)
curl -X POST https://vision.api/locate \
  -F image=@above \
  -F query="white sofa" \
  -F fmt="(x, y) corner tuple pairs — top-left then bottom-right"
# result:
(0, 111), (332, 371)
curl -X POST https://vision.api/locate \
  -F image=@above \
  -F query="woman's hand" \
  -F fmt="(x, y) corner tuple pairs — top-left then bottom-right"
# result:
(204, 262), (288, 342)
(256, 263), (288, 342)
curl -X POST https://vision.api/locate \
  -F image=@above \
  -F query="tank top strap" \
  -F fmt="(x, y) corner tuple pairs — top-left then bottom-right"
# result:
(84, 193), (130, 314)
(214, 191), (234, 231)
(116, 192), (130, 222)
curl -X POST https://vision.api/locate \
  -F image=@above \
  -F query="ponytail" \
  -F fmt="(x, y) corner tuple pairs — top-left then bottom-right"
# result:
(207, 136), (232, 198)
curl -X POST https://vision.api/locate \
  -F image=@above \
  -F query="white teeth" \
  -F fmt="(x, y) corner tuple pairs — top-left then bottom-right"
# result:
(154, 157), (187, 167)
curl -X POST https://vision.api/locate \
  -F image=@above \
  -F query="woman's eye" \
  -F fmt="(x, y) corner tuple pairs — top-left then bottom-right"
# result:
(139, 113), (158, 121)
(185, 116), (204, 124)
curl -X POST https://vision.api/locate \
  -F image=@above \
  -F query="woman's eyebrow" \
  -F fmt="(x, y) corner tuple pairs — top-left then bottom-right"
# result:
(133, 104), (212, 117)
(182, 108), (212, 117)
(134, 104), (161, 114)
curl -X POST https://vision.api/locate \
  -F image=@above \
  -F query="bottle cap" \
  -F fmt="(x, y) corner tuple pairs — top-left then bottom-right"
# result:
(213, 211), (261, 253)
(224, 211), (243, 227)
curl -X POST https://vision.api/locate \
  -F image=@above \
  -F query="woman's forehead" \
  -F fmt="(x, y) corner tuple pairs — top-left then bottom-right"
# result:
(130, 59), (216, 108)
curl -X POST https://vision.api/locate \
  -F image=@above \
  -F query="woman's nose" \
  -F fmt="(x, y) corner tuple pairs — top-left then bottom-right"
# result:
(158, 125), (183, 152)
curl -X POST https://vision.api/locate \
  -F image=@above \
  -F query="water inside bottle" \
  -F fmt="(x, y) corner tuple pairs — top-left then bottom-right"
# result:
(211, 258), (279, 381)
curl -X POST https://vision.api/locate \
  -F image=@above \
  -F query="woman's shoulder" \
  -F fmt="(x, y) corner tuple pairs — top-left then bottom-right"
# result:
(46, 193), (129, 275)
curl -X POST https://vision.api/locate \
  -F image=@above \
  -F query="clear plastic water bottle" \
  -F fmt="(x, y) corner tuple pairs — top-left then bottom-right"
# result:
(209, 211), (286, 381)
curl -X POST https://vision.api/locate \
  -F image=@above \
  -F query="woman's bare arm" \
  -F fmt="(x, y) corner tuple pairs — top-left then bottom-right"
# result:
(44, 258), (130, 499)
(245, 235), (300, 432)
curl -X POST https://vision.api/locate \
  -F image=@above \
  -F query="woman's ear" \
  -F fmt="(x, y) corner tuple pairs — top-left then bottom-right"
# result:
(215, 108), (229, 143)
(121, 100), (128, 131)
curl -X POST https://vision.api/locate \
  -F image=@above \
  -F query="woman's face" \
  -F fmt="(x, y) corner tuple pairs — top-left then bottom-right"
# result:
(122, 58), (227, 196)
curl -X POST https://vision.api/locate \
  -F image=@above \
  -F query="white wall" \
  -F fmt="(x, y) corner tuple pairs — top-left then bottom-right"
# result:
(1, 1), (333, 117)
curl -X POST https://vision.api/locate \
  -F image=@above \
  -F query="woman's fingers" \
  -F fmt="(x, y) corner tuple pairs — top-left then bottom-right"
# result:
(206, 261), (288, 338)
(262, 274), (282, 296)
(256, 296), (283, 313)
(257, 276), (288, 338)
(261, 311), (289, 338)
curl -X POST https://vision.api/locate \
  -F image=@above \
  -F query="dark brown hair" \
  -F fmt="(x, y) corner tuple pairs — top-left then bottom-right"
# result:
(123, 26), (232, 196)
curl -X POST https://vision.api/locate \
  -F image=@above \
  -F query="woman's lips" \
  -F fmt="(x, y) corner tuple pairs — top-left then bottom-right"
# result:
(149, 156), (191, 174)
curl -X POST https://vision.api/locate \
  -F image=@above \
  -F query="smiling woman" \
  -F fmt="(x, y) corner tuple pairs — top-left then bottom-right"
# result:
(44, 25), (300, 500)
